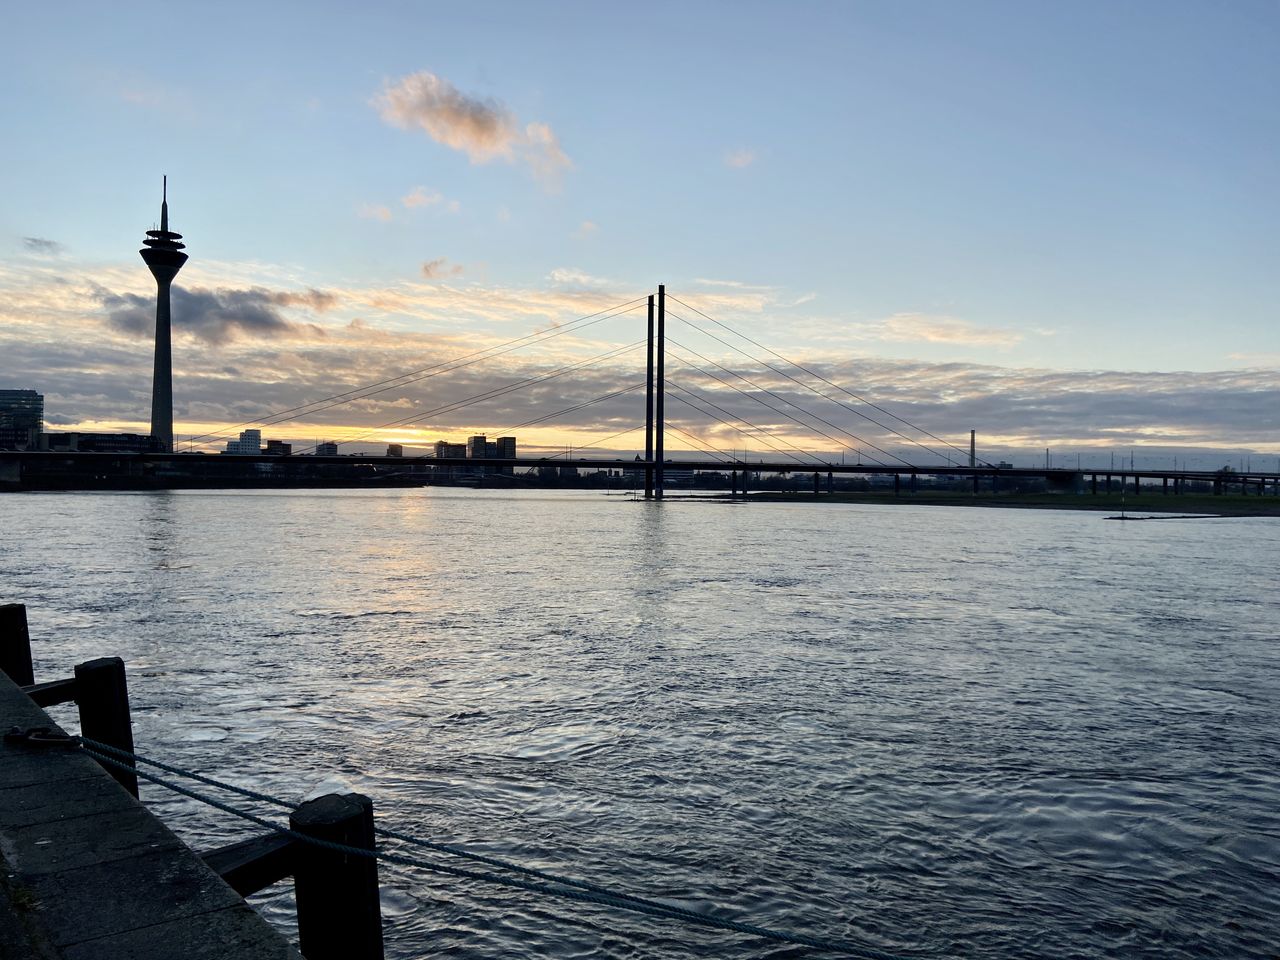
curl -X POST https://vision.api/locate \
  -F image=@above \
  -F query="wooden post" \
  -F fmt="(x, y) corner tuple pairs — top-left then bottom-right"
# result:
(0, 603), (34, 686)
(74, 657), (138, 797)
(291, 793), (384, 960)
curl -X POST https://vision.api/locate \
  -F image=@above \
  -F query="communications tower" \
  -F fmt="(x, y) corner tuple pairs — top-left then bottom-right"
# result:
(139, 177), (187, 452)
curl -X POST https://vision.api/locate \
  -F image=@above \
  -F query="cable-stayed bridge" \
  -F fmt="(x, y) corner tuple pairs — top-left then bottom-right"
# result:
(153, 284), (1274, 498)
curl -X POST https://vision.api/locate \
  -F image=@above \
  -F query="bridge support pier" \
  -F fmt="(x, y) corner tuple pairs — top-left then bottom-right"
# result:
(1163, 476), (1168, 495)
(1091, 474), (1097, 495)
(1134, 475), (1141, 495)
(910, 472), (917, 494)
(813, 471), (820, 496)
(1105, 473), (1112, 494)
(893, 473), (900, 497)
(828, 471), (834, 494)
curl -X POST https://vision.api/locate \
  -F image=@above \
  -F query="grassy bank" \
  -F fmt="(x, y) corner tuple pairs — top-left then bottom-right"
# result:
(728, 490), (1280, 517)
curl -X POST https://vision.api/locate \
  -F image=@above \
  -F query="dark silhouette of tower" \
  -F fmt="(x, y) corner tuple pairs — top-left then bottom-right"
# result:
(140, 177), (187, 453)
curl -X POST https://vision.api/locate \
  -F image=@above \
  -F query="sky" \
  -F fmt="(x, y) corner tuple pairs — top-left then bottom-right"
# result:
(2, 0), (1277, 467)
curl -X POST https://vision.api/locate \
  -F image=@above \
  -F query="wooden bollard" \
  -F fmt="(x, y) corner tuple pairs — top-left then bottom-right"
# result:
(0, 603), (34, 686)
(74, 657), (138, 797)
(291, 793), (384, 960)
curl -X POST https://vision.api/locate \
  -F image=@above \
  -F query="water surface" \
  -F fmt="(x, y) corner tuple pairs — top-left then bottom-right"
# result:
(2, 490), (1277, 958)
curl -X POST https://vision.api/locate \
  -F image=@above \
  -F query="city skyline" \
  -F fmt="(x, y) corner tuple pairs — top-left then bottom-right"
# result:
(1, 1), (1277, 460)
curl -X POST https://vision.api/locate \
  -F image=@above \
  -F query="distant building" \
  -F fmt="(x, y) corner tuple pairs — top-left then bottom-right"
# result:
(315, 442), (338, 456)
(386, 443), (403, 457)
(265, 439), (292, 456)
(225, 429), (262, 455)
(434, 441), (466, 458)
(41, 432), (156, 453)
(0, 389), (44, 450)
(466, 435), (488, 459)
(494, 436), (516, 458)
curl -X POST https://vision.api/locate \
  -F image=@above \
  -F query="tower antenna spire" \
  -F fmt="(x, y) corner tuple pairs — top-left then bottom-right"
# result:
(141, 176), (187, 453)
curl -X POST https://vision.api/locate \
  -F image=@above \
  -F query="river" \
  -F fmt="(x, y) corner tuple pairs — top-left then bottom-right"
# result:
(2, 489), (1277, 958)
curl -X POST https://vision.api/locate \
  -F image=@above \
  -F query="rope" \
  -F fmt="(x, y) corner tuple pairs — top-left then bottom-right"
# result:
(75, 738), (901, 958)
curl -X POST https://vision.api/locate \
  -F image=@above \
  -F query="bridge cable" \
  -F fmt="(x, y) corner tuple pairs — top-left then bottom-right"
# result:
(539, 425), (645, 460)
(667, 348), (895, 468)
(668, 295), (993, 468)
(667, 313), (919, 466)
(665, 420), (734, 462)
(244, 302), (645, 445)
(294, 341), (646, 454)
(665, 380), (823, 466)
(498, 382), (647, 434)
(667, 333), (908, 467)
(661, 391), (761, 463)
(668, 307), (961, 466)
(187, 297), (648, 445)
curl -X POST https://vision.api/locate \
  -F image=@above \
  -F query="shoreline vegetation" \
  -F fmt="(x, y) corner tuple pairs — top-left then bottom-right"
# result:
(704, 491), (1280, 517)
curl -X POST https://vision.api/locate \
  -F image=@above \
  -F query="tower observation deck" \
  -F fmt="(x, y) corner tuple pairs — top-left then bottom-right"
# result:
(140, 176), (188, 453)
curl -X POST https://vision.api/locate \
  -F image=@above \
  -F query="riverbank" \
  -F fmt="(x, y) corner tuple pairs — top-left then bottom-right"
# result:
(725, 490), (1280, 516)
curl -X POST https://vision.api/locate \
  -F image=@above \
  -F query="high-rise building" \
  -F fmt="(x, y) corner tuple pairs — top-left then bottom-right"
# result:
(466, 435), (488, 458)
(0, 389), (43, 450)
(225, 429), (262, 454)
(139, 178), (188, 453)
(315, 442), (338, 456)
(494, 436), (516, 458)
(386, 443), (403, 457)
(265, 439), (292, 456)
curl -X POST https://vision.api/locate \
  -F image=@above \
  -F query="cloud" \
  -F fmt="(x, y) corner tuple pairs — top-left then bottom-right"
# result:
(374, 71), (572, 185)
(401, 186), (442, 208)
(877, 313), (1023, 347)
(357, 203), (393, 222)
(421, 258), (464, 281)
(1227, 352), (1280, 368)
(101, 287), (326, 344)
(547, 268), (612, 289)
(575, 220), (597, 239)
(270, 289), (340, 312)
(724, 148), (756, 169)
(22, 237), (64, 256)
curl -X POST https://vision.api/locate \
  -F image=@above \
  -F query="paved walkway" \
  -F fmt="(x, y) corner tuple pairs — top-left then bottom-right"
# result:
(0, 673), (299, 959)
